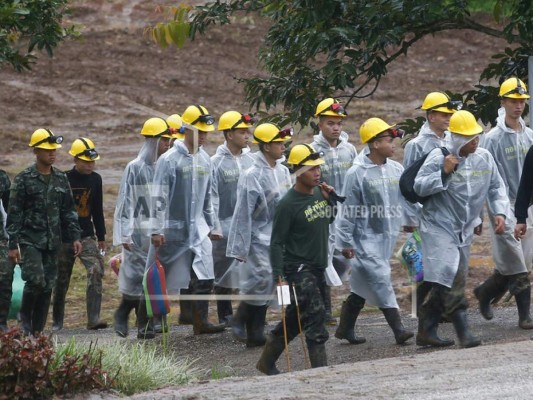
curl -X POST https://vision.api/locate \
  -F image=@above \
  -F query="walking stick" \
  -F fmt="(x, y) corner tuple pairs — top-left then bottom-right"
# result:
(279, 277), (291, 372)
(292, 283), (310, 369)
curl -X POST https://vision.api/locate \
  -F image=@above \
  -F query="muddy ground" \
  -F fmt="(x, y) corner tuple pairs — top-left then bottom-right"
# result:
(0, 1), (529, 397)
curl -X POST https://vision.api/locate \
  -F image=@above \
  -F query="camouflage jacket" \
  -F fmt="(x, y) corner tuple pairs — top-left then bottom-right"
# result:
(6, 164), (81, 251)
(0, 170), (11, 241)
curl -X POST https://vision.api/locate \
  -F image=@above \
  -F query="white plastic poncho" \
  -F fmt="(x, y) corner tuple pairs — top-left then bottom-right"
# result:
(480, 108), (533, 273)
(414, 133), (511, 288)
(226, 151), (291, 306)
(113, 137), (160, 297)
(210, 143), (255, 288)
(403, 122), (449, 227)
(147, 140), (217, 294)
(336, 155), (405, 308)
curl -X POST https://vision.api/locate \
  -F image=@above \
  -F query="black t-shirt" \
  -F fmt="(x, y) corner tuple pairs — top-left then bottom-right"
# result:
(515, 145), (533, 223)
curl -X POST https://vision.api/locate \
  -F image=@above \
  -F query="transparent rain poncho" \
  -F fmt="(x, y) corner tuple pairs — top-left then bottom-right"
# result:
(336, 154), (405, 308)
(480, 107), (533, 273)
(113, 137), (160, 297)
(414, 132), (511, 287)
(226, 151), (291, 306)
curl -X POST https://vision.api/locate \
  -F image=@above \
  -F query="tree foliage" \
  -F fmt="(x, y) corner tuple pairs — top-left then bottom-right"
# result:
(0, 0), (77, 72)
(154, 0), (533, 132)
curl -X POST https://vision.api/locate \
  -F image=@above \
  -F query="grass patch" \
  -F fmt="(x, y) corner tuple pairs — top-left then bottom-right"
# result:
(210, 364), (235, 380)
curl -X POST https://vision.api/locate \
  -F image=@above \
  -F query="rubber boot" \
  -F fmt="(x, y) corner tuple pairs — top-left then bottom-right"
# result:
(515, 287), (533, 329)
(473, 273), (508, 320)
(323, 286), (337, 325)
(86, 287), (108, 330)
(231, 301), (248, 342)
(179, 288), (193, 325)
(246, 305), (267, 347)
(19, 287), (37, 336)
(137, 300), (155, 339)
(307, 341), (327, 368)
(381, 307), (414, 345)
(52, 284), (67, 332)
(415, 307), (455, 347)
(451, 309), (481, 348)
(0, 301), (10, 332)
(256, 334), (285, 375)
(334, 295), (366, 344)
(214, 286), (233, 326)
(153, 315), (169, 333)
(416, 282), (432, 316)
(32, 292), (52, 335)
(114, 295), (138, 338)
(192, 300), (225, 335)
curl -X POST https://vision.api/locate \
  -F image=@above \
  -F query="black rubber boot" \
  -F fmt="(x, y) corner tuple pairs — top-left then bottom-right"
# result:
(334, 294), (366, 344)
(0, 301), (10, 332)
(192, 300), (225, 335)
(415, 307), (455, 347)
(256, 334), (285, 375)
(32, 292), (52, 335)
(114, 295), (138, 338)
(52, 284), (67, 332)
(179, 288), (193, 325)
(307, 341), (327, 368)
(19, 287), (37, 336)
(86, 287), (108, 330)
(381, 307), (414, 345)
(515, 287), (533, 329)
(246, 305), (267, 347)
(416, 282), (432, 316)
(231, 301), (248, 342)
(214, 286), (233, 325)
(451, 309), (481, 348)
(473, 272), (508, 320)
(137, 299), (155, 340)
(153, 315), (169, 333)
(323, 286), (337, 326)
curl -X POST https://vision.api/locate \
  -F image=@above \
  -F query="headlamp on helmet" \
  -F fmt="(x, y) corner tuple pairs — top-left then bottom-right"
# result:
(30, 128), (64, 148)
(190, 106), (215, 126)
(499, 77), (530, 99)
(69, 137), (100, 161)
(427, 100), (463, 112)
(230, 113), (256, 130)
(315, 98), (347, 118)
(287, 144), (325, 167)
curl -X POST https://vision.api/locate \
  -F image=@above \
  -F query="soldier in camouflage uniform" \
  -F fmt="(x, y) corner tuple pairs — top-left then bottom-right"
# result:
(7, 129), (82, 335)
(0, 170), (12, 331)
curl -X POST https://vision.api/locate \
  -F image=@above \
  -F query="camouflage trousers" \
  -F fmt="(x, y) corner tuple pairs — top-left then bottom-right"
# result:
(19, 244), (59, 294)
(0, 240), (14, 305)
(56, 237), (104, 301)
(271, 267), (329, 345)
(501, 271), (530, 295)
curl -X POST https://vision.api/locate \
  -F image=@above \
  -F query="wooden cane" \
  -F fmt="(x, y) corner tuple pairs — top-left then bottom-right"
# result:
(279, 277), (291, 372)
(292, 283), (310, 369)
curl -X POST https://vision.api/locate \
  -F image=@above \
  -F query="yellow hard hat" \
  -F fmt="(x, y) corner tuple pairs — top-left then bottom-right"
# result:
(141, 117), (172, 138)
(448, 110), (483, 136)
(420, 92), (462, 114)
(218, 111), (254, 131)
(29, 128), (63, 149)
(314, 98), (347, 118)
(252, 123), (292, 144)
(166, 114), (185, 139)
(499, 77), (530, 99)
(359, 118), (396, 144)
(69, 137), (100, 161)
(287, 144), (324, 167)
(182, 105), (216, 132)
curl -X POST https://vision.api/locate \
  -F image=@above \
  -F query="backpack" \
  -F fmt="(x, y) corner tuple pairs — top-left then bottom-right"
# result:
(400, 147), (450, 204)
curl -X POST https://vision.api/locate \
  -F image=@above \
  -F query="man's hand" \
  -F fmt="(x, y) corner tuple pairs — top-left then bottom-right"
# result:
(98, 241), (106, 254)
(403, 226), (416, 233)
(515, 223), (527, 240)
(8, 249), (21, 264)
(443, 154), (459, 175)
(342, 248), (355, 259)
(319, 182), (334, 200)
(493, 215), (505, 235)
(72, 240), (82, 257)
(474, 223), (483, 236)
(209, 232), (223, 241)
(151, 234), (165, 247)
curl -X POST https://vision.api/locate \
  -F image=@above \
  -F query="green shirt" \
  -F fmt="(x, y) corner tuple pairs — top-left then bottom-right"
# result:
(270, 186), (332, 279)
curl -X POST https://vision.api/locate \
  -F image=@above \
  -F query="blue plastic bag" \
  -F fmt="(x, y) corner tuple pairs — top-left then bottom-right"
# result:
(399, 231), (424, 283)
(8, 264), (25, 320)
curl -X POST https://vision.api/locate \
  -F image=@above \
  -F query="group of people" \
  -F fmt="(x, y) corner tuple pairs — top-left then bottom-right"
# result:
(1, 76), (533, 376)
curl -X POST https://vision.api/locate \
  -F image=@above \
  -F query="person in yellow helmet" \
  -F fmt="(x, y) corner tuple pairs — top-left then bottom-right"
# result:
(257, 144), (336, 374)
(476, 77), (533, 330)
(6, 128), (82, 336)
(414, 110), (510, 349)
(52, 138), (108, 332)
(335, 118), (414, 347)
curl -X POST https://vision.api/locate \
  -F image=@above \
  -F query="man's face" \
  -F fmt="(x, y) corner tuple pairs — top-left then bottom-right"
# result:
(318, 116), (343, 143)
(428, 111), (452, 135)
(297, 165), (321, 187)
(460, 135), (479, 156)
(264, 141), (286, 160)
(74, 158), (95, 175)
(501, 97), (526, 120)
(157, 137), (171, 156)
(227, 128), (250, 149)
(34, 148), (56, 166)
(371, 131), (396, 158)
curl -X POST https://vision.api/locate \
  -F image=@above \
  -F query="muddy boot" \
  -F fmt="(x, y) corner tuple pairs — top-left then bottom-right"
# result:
(0, 301), (9, 332)
(515, 287), (533, 329)
(192, 300), (225, 335)
(179, 288), (193, 325)
(153, 315), (169, 333)
(307, 341), (327, 368)
(334, 293), (366, 344)
(416, 307), (455, 347)
(256, 334), (285, 375)
(137, 300), (155, 340)
(114, 295), (138, 338)
(416, 281), (432, 316)
(246, 305), (267, 347)
(231, 301), (248, 342)
(451, 309), (481, 348)
(214, 286), (233, 326)
(86, 287), (108, 330)
(52, 284), (67, 332)
(323, 286), (337, 325)
(473, 272), (508, 320)
(32, 292), (52, 335)
(381, 307), (414, 345)
(19, 287), (37, 336)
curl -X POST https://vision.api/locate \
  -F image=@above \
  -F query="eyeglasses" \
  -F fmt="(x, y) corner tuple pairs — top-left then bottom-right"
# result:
(230, 113), (255, 130)
(190, 105), (215, 126)
(428, 100), (463, 112)
(33, 130), (64, 148)
(323, 102), (347, 116)
(297, 150), (324, 166)
(75, 138), (99, 160)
